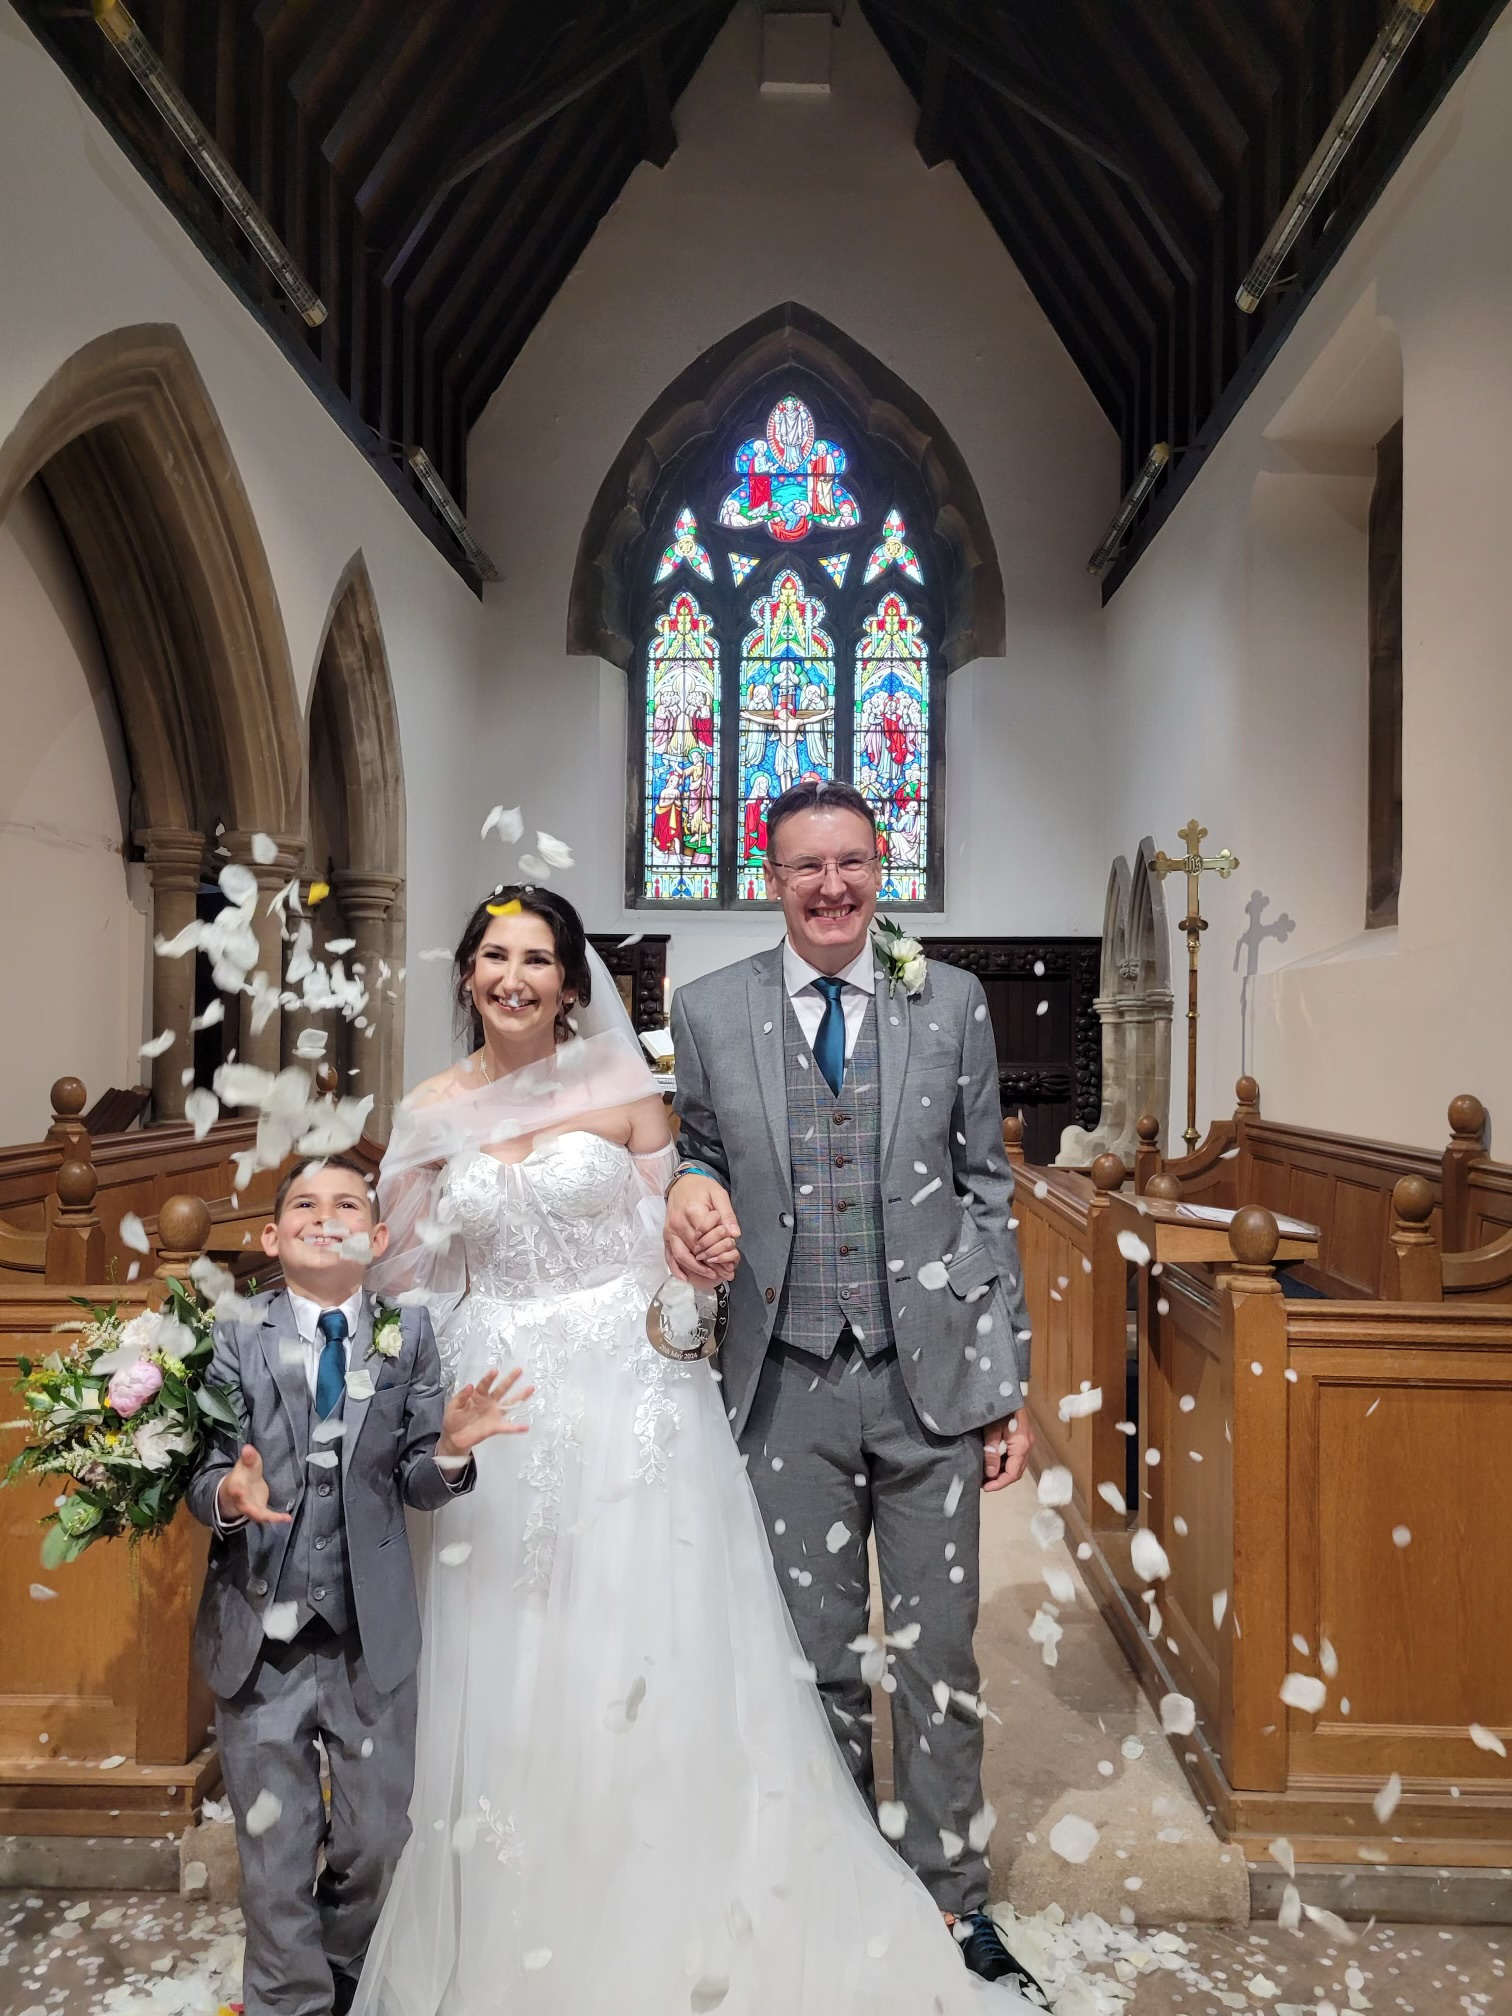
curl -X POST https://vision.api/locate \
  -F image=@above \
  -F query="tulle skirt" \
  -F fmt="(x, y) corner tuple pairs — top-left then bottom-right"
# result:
(353, 1268), (1031, 2015)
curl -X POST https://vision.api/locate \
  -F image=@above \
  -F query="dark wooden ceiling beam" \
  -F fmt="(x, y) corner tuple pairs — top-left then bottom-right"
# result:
(864, 0), (1140, 186)
(440, 0), (718, 192)
(638, 45), (677, 167)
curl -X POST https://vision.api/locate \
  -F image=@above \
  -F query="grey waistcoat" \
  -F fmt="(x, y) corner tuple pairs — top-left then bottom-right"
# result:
(274, 1389), (355, 1636)
(774, 991), (895, 1360)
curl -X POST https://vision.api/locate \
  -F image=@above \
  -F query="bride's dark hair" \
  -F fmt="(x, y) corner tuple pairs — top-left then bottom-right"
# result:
(454, 885), (593, 1050)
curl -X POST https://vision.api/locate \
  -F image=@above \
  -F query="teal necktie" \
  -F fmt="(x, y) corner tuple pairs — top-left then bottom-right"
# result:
(813, 976), (846, 1097)
(314, 1308), (348, 1419)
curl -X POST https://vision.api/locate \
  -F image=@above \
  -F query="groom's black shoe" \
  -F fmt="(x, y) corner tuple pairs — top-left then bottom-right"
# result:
(955, 1911), (1049, 2004)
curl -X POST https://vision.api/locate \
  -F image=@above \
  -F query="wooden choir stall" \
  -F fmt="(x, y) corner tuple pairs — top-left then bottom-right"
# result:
(1011, 1081), (1512, 1870)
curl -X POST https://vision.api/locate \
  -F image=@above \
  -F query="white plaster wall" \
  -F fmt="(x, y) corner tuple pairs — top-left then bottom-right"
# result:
(0, 484), (148, 1138)
(466, 0), (1117, 989)
(0, 1), (487, 1098)
(1104, 15), (1512, 1151)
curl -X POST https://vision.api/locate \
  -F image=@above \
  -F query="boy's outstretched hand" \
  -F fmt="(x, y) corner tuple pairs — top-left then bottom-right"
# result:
(437, 1365), (534, 1460)
(217, 1445), (294, 1526)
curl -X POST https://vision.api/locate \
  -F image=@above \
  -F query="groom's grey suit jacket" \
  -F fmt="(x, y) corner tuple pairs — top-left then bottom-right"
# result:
(187, 1288), (469, 1699)
(672, 946), (1032, 1440)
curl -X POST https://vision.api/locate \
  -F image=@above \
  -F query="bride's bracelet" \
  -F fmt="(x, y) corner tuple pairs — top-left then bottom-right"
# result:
(666, 1160), (721, 1200)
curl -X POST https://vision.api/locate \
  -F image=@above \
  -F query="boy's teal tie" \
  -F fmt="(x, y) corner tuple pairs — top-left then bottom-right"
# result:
(314, 1308), (348, 1419)
(813, 976), (846, 1098)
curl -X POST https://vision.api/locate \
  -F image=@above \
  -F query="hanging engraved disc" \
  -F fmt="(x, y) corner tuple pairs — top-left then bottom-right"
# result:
(645, 1278), (729, 1362)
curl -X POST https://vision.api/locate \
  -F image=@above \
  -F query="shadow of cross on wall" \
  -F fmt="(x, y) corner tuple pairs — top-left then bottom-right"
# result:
(1234, 889), (1296, 1076)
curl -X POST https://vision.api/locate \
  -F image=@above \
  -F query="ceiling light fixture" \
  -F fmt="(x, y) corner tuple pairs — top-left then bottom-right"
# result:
(1087, 443), (1170, 574)
(92, 0), (325, 326)
(1237, 0), (1436, 314)
(407, 449), (502, 583)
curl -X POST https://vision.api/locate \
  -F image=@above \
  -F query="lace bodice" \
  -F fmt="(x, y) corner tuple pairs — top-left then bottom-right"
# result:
(438, 1131), (662, 1299)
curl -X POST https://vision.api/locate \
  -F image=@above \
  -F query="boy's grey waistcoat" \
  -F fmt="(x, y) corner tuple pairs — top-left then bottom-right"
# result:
(187, 1289), (467, 1698)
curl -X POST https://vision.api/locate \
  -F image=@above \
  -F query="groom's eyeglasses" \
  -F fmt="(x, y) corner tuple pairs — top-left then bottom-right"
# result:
(768, 853), (881, 890)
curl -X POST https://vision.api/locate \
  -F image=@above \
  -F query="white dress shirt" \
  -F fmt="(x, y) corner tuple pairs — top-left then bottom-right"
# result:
(782, 938), (877, 1061)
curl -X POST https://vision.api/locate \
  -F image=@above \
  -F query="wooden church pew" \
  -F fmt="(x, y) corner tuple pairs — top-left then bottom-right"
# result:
(0, 1196), (221, 1844)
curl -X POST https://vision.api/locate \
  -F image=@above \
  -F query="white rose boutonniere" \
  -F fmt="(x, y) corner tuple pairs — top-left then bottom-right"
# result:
(872, 916), (928, 1000)
(370, 1304), (404, 1361)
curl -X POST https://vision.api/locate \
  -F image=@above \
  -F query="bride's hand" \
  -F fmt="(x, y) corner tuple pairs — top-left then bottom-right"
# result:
(438, 1366), (535, 1458)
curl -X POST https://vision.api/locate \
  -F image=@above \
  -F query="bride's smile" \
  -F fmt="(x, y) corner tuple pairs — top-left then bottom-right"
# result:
(466, 910), (577, 1067)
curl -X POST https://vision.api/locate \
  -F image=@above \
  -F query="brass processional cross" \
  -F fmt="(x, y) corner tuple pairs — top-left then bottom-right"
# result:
(1150, 820), (1239, 1152)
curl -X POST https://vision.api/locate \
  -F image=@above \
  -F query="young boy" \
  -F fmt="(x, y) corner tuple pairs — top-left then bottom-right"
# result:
(188, 1154), (528, 2016)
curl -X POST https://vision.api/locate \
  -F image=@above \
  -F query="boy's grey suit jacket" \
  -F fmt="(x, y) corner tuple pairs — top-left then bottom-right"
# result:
(186, 1288), (469, 1698)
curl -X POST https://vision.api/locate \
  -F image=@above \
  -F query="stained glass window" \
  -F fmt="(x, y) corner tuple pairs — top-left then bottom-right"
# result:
(634, 390), (942, 908)
(863, 508), (924, 586)
(643, 592), (720, 901)
(718, 396), (861, 544)
(655, 506), (714, 582)
(736, 570), (835, 901)
(854, 592), (929, 904)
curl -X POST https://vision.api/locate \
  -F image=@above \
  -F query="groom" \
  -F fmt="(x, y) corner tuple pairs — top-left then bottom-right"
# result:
(666, 778), (1037, 1990)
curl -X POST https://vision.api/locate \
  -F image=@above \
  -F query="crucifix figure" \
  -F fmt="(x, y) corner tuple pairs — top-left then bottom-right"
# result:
(1151, 819), (1239, 1151)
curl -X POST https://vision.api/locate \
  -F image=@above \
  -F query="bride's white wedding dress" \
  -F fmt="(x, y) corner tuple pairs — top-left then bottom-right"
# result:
(354, 1129), (1033, 2015)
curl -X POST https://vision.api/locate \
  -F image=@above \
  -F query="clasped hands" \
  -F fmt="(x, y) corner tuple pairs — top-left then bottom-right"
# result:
(217, 1367), (535, 1527)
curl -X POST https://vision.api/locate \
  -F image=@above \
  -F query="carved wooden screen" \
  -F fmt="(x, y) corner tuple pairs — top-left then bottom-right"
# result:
(920, 936), (1102, 1166)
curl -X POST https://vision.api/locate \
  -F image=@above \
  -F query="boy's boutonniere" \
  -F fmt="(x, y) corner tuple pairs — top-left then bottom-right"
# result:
(871, 916), (927, 1000)
(370, 1304), (403, 1361)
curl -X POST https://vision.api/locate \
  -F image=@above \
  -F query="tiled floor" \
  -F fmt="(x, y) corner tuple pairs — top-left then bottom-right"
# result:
(0, 1889), (1504, 2016)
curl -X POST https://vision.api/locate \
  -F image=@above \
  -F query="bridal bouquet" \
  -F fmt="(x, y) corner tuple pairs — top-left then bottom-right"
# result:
(3, 1283), (238, 1567)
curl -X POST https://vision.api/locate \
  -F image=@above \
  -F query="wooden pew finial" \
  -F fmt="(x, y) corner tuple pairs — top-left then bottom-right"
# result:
(1229, 1204), (1279, 1268)
(1136, 1113), (1160, 1144)
(1235, 1076), (1260, 1115)
(157, 1194), (213, 1279)
(51, 1076), (87, 1121)
(1091, 1152), (1126, 1195)
(1146, 1171), (1183, 1202)
(1448, 1094), (1487, 1147)
(1392, 1174), (1435, 1226)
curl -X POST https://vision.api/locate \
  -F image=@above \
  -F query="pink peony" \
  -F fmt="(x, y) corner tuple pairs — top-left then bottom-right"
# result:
(107, 1357), (163, 1419)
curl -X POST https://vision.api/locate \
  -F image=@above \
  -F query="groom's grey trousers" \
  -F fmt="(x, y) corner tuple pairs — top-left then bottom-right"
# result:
(740, 1336), (988, 1913)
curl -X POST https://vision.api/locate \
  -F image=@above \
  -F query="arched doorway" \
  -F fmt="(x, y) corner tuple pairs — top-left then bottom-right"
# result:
(0, 325), (303, 1123)
(290, 557), (406, 1141)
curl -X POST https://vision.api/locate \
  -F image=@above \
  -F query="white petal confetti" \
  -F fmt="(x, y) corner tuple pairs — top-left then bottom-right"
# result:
(1160, 1692), (1196, 1735)
(99, 1754), (126, 1770)
(1279, 1673), (1327, 1714)
(910, 1177), (942, 1205)
(1036, 1465), (1073, 1508)
(967, 1801), (996, 1851)
(939, 1828), (964, 1861)
(916, 1260), (949, 1291)
(1048, 1813), (1100, 1864)
(1130, 1528), (1171, 1582)
(1372, 1771), (1402, 1823)
(825, 1521), (852, 1554)
(522, 1949), (552, 1972)
(1392, 1524), (1412, 1547)
(184, 1086), (220, 1140)
(139, 1030), (176, 1059)
(1116, 1229), (1151, 1267)
(1042, 1565), (1077, 1605)
(30, 1583), (58, 1601)
(516, 852), (553, 879)
(1470, 1722), (1508, 1756)
(439, 1543), (472, 1567)
(345, 1368), (377, 1400)
(245, 1788), (283, 1836)
(481, 805), (524, 844)
(1096, 1481), (1127, 1515)
(1058, 1386), (1103, 1421)
(877, 1799), (908, 1841)
(535, 830), (575, 870)
(262, 1601), (301, 1642)
(118, 1212), (150, 1254)
(250, 832), (279, 864)
(943, 1474), (964, 1518)
(1213, 1589), (1229, 1628)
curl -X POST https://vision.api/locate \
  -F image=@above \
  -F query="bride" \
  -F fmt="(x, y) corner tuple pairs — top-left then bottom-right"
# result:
(355, 886), (1040, 2015)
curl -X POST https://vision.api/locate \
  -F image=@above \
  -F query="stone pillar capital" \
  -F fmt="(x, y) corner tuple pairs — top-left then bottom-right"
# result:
(220, 831), (305, 883)
(333, 868), (404, 923)
(134, 826), (206, 893)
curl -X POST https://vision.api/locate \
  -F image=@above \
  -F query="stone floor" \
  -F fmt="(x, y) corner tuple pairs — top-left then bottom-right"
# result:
(0, 1889), (1504, 2016)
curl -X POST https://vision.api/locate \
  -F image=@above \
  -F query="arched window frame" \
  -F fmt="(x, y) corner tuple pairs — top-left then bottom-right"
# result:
(628, 373), (948, 910)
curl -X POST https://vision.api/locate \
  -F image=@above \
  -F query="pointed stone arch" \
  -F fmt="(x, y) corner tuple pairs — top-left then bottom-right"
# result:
(567, 301), (1005, 676)
(295, 555), (407, 1140)
(0, 324), (303, 1115)
(1058, 840), (1173, 1168)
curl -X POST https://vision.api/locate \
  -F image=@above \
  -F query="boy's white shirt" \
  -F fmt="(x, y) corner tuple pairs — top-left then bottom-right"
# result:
(214, 1285), (465, 1533)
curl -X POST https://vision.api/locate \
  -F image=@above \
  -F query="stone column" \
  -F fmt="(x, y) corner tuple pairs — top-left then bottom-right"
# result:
(334, 869), (404, 1141)
(136, 826), (206, 1124)
(223, 834), (303, 1078)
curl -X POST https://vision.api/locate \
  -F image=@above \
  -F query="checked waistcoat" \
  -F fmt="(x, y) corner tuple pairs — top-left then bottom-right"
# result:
(773, 990), (895, 1360)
